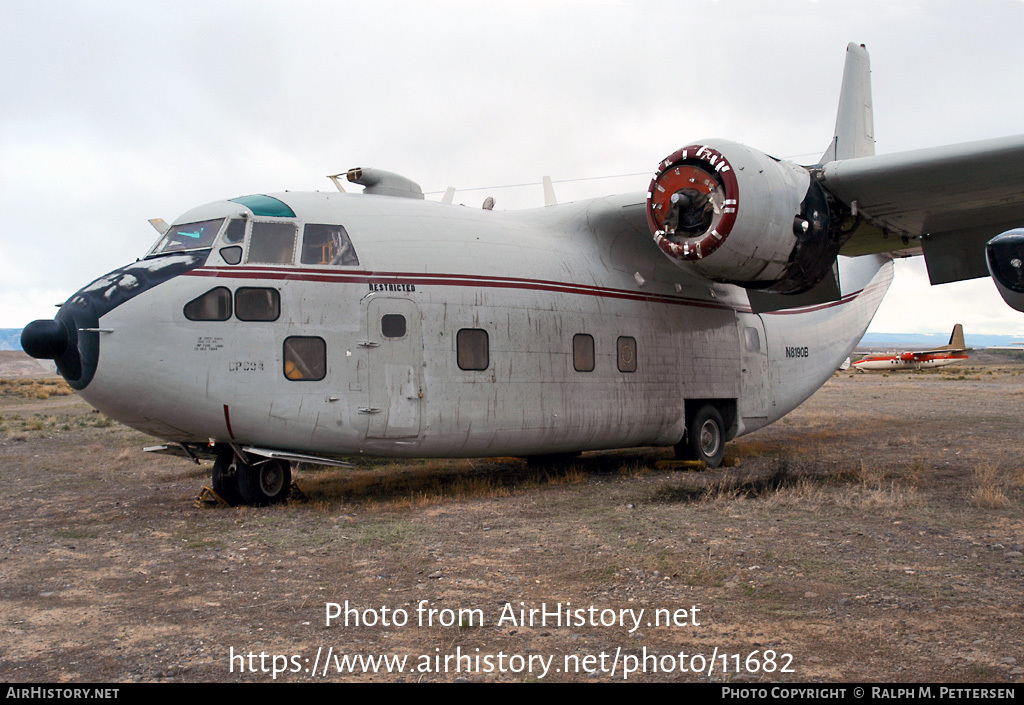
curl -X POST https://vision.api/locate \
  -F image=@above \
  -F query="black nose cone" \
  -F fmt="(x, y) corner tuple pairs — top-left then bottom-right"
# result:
(21, 319), (71, 360)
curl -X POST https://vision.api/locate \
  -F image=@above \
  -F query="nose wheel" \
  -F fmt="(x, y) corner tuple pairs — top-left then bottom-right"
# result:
(212, 447), (291, 506)
(212, 449), (243, 506)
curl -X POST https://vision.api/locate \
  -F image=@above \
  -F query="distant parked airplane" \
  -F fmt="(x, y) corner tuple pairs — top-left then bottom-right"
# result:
(852, 324), (969, 371)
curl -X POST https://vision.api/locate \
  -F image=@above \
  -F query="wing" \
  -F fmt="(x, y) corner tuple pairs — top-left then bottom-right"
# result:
(821, 134), (1024, 284)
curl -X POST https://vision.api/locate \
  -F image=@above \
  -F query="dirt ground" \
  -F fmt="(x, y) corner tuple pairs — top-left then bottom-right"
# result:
(1, 352), (1022, 683)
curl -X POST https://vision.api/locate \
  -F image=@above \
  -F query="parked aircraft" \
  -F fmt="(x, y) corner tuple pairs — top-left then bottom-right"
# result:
(852, 324), (969, 371)
(20, 44), (1024, 505)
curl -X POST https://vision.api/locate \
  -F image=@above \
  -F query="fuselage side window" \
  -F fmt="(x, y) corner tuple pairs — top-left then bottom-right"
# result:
(284, 336), (326, 381)
(151, 218), (225, 255)
(381, 314), (407, 339)
(573, 334), (595, 372)
(247, 222), (297, 264)
(743, 326), (761, 353)
(617, 336), (637, 373)
(184, 287), (232, 321)
(235, 287), (280, 322)
(457, 329), (489, 371)
(301, 224), (360, 266)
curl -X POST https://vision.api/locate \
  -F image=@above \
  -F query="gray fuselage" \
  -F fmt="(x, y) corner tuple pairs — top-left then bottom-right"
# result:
(71, 190), (893, 458)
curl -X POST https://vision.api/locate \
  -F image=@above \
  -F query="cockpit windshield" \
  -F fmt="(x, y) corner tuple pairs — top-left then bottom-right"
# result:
(149, 219), (225, 256)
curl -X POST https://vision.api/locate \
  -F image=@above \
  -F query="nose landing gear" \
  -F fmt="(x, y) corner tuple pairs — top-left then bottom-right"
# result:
(212, 446), (292, 506)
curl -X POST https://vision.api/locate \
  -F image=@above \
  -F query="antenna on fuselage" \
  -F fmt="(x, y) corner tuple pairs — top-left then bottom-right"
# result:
(441, 187), (456, 204)
(326, 174), (347, 193)
(148, 218), (170, 235)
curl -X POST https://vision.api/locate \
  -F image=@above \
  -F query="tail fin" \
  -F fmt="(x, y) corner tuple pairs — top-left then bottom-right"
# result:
(947, 323), (966, 351)
(935, 323), (967, 351)
(819, 43), (875, 164)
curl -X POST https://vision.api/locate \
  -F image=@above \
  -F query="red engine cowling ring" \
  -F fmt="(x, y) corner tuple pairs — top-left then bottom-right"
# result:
(646, 144), (739, 261)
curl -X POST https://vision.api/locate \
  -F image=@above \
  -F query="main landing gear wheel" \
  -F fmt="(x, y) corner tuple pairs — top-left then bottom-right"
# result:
(676, 405), (725, 469)
(212, 448), (243, 506)
(237, 458), (292, 506)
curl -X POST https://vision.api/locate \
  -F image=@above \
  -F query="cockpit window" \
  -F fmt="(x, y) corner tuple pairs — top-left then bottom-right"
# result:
(247, 222), (297, 264)
(229, 195), (296, 218)
(223, 218), (246, 244)
(301, 224), (360, 266)
(151, 219), (225, 254)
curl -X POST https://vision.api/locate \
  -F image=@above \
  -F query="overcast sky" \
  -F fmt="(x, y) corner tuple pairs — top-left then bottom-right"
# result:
(2, 0), (1023, 336)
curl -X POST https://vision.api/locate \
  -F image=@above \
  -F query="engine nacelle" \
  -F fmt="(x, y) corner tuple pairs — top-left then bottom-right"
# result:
(986, 229), (1024, 312)
(645, 140), (841, 294)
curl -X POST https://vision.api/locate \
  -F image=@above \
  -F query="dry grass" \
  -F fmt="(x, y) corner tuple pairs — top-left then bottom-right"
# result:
(648, 458), (922, 516)
(1, 410), (114, 435)
(295, 457), (586, 509)
(0, 378), (73, 399)
(970, 465), (1016, 509)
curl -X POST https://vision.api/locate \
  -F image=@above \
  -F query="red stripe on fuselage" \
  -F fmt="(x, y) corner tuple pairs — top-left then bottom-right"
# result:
(761, 279), (891, 315)
(185, 266), (736, 311)
(184, 266), (876, 317)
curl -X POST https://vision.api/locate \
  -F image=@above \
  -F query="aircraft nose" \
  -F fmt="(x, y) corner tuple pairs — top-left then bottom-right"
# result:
(20, 307), (89, 389)
(21, 318), (71, 360)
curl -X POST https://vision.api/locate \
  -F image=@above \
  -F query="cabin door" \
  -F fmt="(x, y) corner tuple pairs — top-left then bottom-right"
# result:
(738, 315), (770, 419)
(365, 298), (424, 438)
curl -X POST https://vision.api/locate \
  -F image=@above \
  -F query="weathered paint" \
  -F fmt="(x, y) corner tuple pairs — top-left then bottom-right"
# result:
(70, 191), (891, 459)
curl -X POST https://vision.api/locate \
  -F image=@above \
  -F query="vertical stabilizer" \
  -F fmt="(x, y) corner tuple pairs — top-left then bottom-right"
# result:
(937, 323), (967, 351)
(819, 43), (874, 164)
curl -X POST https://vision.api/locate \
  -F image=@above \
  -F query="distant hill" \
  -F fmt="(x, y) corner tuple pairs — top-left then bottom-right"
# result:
(859, 331), (1024, 349)
(0, 329), (22, 351)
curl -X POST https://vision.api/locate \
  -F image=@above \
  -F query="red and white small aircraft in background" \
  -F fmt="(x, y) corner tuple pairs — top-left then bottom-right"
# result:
(852, 324), (970, 371)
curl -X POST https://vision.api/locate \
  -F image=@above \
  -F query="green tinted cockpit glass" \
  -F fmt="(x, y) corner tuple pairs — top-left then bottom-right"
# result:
(229, 194), (296, 218)
(151, 218), (225, 255)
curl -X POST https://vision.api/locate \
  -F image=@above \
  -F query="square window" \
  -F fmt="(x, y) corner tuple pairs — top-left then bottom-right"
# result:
(381, 314), (407, 339)
(235, 287), (280, 321)
(457, 329), (489, 371)
(743, 326), (761, 353)
(617, 336), (637, 373)
(284, 336), (326, 381)
(573, 334), (595, 372)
